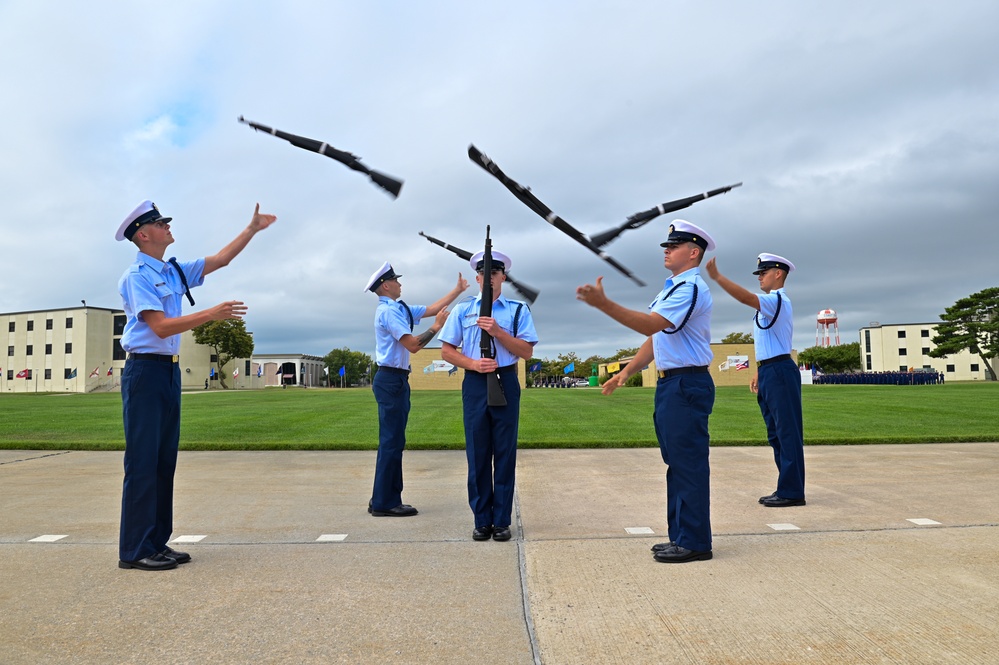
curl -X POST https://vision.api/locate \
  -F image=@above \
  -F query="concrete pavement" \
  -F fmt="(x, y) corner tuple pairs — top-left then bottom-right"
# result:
(1, 444), (997, 664)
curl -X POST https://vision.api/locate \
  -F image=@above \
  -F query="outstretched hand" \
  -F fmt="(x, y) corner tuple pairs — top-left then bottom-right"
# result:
(705, 257), (720, 280)
(211, 300), (247, 321)
(575, 276), (608, 308)
(249, 203), (277, 232)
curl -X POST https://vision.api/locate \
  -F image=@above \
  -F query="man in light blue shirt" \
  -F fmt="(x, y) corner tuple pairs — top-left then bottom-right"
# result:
(577, 220), (716, 563)
(365, 262), (468, 517)
(440, 249), (537, 542)
(707, 253), (804, 507)
(115, 200), (276, 571)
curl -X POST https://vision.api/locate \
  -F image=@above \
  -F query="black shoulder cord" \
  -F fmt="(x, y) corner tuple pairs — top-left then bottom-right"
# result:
(659, 281), (698, 335)
(398, 300), (415, 332)
(754, 293), (782, 331)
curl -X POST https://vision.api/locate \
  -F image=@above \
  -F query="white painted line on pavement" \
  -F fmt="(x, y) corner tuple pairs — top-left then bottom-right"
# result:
(316, 534), (348, 542)
(625, 527), (655, 535)
(171, 535), (207, 543)
(29, 534), (68, 542)
(767, 523), (800, 531)
(907, 518), (942, 526)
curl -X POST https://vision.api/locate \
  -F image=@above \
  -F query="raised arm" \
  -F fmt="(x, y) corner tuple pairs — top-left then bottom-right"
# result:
(576, 276), (670, 336)
(705, 258), (760, 310)
(204, 203), (277, 276)
(425, 273), (470, 316)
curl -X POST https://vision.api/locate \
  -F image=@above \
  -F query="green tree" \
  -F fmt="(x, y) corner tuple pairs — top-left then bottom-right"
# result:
(721, 332), (754, 344)
(324, 348), (374, 387)
(192, 319), (254, 389)
(930, 287), (999, 380)
(798, 342), (862, 373)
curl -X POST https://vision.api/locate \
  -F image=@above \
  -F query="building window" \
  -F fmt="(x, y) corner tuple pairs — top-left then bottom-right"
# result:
(45, 369), (52, 380)
(5, 370), (11, 380)
(113, 315), (126, 336)
(897, 331), (906, 338)
(922, 347), (930, 355)
(7, 322), (13, 332)
(63, 368), (73, 379)
(65, 317), (73, 328)
(971, 364), (980, 372)
(898, 348), (907, 356)
(46, 319), (53, 330)
(45, 344), (52, 355)
(26, 345), (33, 356)
(27, 320), (34, 331)
(921, 330), (929, 337)
(7, 346), (12, 357)
(113, 339), (126, 361)
(899, 365), (907, 372)
(946, 365), (955, 372)
(866, 355), (872, 371)
(864, 330), (871, 352)
(210, 354), (218, 363)
(65, 343), (72, 354)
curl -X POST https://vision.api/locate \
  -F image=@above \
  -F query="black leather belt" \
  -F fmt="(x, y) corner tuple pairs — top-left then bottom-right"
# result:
(128, 353), (178, 363)
(377, 366), (410, 375)
(657, 365), (708, 378)
(757, 353), (791, 368)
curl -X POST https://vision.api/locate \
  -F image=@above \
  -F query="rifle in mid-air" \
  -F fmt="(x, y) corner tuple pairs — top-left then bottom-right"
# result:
(418, 231), (540, 304)
(238, 116), (403, 198)
(589, 183), (742, 248)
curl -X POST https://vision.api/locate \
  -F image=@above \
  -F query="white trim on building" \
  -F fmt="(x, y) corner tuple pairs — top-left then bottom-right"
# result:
(859, 322), (995, 381)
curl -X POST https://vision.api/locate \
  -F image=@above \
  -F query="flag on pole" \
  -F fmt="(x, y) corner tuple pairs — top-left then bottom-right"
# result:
(256, 365), (262, 377)
(528, 362), (541, 372)
(16, 369), (28, 378)
(323, 366), (329, 375)
(107, 367), (113, 376)
(735, 360), (750, 371)
(448, 365), (458, 376)
(339, 366), (345, 377)
(210, 367), (215, 378)
(563, 362), (575, 374)
(89, 366), (100, 378)
(233, 367), (239, 378)
(69, 368), (78, 379)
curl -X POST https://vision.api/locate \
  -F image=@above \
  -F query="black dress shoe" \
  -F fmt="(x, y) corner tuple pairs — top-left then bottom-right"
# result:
(492, 527), (512, 542)
(161, 546), (191, 564)
(370, 504), (418, 517)
(650, 541), (675, 553)
(759, 492), (777, 504)
(119, 552), (178, 571)
(367, 499), (373, 514)
(472, 525), (493, 541)
(653, 544), (712, 563)
(762, 496), (806, 507)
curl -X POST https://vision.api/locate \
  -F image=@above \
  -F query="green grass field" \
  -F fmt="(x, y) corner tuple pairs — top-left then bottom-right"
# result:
(1, 382), (996, 451)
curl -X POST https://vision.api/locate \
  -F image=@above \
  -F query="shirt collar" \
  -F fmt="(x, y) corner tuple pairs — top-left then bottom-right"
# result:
(136, 251), (167, 272)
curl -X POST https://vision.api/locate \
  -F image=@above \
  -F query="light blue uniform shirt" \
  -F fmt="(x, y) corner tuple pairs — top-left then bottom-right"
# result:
(754, 288), (793, 361)
(438, 294), (537, 367)
(650, 267), (713, 369)
(373, 297), (427, 370)
(118, 253), (205, 354)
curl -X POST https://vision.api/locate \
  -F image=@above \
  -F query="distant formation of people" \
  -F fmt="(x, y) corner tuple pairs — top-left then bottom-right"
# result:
(814, 370), (944, 385)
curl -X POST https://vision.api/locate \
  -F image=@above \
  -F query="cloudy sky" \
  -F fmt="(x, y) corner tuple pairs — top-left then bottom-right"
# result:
(2, 1), (997, 362)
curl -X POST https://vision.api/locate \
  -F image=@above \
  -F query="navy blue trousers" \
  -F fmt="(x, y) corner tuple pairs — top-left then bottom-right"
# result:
(462, 370), (521, 529)
(653, 372), (714, 553)
(119, 359), (181, 562)
(371, 370), (410, 511)
(757, 358), (805, 499)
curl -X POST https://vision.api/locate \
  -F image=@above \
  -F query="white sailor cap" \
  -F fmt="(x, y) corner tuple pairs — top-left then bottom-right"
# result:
(660, 219), (716, 252)
(364, 261), (401, 293)
(116, 200), (172, 242)
(754, 253), (795, 274)
(469, 250), (511, 273)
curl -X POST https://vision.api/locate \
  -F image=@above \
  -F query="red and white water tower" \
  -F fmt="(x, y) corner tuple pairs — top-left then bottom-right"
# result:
(816, 309), (840, 347)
